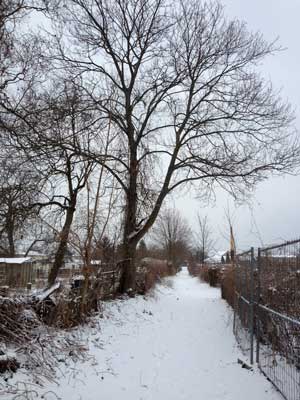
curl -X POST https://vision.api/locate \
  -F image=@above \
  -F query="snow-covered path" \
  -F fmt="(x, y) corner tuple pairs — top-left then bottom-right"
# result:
(7, 268), (282, 399)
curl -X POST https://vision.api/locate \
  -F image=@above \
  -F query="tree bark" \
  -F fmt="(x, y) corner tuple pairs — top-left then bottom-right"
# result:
(6, 207), (15, 257)
(119, 146), (138, 293)
(7, 227), (15, 257)
(47, 202), (76, 286)
(119, 240), (137, 294)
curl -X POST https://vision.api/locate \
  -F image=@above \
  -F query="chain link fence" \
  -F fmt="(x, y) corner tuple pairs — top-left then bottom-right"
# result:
(257, 240), (300, 400)
(234, 239), (300, 400)
(234, 248), (255, 364)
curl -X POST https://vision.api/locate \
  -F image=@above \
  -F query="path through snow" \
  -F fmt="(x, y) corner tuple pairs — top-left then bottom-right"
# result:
(5, 268), (282, 399)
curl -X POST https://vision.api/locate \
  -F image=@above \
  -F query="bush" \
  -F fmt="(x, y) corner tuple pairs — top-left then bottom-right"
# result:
(199, 265), (209, 283)
(198, 264), (235, 304)
(188, 263), (202, 276)
(0, 354), (19, 373)
(199, 265), (221, 287)
(136, 258), (173, 294)
(220, 266), (235, 308)
(0, 296), (39, 345)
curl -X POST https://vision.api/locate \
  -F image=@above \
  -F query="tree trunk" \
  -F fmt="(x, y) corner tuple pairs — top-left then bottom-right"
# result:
(7, 227), (15, 257)
(6, 206), (15, 257)
(119, 146), (138, 293)
(119, 240), (137, 294)
(48, 204), (76, 286)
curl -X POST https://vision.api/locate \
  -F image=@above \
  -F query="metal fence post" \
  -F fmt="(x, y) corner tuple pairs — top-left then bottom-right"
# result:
(250, 246), (254, 364)
(256, 247), (261, 364)
(233, 260), (237, 335)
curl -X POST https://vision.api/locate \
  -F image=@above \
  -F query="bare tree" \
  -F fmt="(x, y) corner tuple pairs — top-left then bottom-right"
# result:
(0, 1), (29, 95)
(0, 1), (46, 107)
(152, 208), (192, 268)
(45, 159), (93, 287)
(92, 235), (116, 264)
(19, 0), (300, 291)
(23, 218), (56, 257)
(195, 214), (215, 263)
(6, 80), (97, 285)
(38, 84), (96, 286)
(0, 155), (41, 256)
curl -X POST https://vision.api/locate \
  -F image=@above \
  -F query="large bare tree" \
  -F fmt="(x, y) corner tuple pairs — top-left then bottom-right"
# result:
(20, 0), (300, 291)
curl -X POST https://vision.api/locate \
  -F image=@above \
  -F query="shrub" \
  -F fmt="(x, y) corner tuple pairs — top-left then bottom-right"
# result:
(199, 265), (209, 283)
(220, 266), (235, 308)
(0, 296), (39, 345)
(0, 354), (19, 373)
(188, 263), (202, 276)
(136, 258), (172, 294)
(199, 265), (221, 287)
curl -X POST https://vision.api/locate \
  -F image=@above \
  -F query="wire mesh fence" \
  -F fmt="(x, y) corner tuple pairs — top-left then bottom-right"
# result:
(234, 239), (300, 400)
(234, 248), (255, 364)
(257, 240), (300, 400)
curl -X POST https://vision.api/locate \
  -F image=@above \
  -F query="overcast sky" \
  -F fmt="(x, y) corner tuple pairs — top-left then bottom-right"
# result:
(175, 0), (300, 252)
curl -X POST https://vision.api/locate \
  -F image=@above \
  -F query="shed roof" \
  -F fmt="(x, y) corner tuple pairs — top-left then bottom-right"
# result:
(205, 251), (227, 263)
(0, 257), (32, 264)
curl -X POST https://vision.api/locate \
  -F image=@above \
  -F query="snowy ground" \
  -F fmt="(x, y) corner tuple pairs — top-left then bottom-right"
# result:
(2, 268), (282, 400)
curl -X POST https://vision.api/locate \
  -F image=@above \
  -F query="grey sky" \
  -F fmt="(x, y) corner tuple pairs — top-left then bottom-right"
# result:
(176, 0), (300, 252)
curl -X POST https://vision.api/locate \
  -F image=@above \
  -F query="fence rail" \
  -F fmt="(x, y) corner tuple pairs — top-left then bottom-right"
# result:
(234, 239), (300, 400)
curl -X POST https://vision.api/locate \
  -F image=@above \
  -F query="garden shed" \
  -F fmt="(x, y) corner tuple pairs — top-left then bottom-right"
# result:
(0, 257), (33, 288)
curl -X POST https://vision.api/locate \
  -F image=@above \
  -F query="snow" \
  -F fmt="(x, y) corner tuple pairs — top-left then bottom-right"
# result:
(2, 268), (282, 400)
(91, 260), (101, 265)
(34, 282), (60, 301)
(127, 228), (142, 240)
(72, 274), (85, 281)
(0, 351), (16, 362)
(0, 257), (32, 264)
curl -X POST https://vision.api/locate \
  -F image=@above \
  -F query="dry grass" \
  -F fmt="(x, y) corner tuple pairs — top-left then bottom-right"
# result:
(0, 296), (39, 345)
(0, 292), (88, 385)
